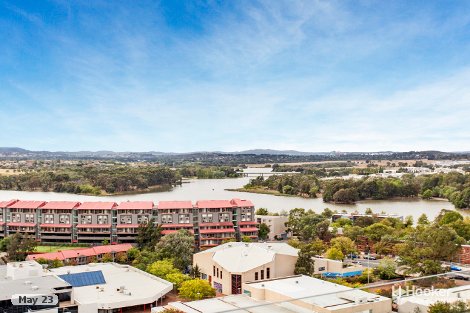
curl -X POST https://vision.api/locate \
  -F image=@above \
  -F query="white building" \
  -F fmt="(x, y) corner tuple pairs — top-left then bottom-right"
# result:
(193, 242), (299, 295)
(256, 215), (289, 240)
(164, 275), (392, 313)
(397, 285), (470, 313)
(0, 261), (173, 313)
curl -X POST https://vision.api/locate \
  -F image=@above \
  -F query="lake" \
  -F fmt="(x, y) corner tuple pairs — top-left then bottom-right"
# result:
(0, 168), (462, 220)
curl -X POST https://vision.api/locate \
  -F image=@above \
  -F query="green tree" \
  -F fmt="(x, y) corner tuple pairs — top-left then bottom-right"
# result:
(156, 230), (194, 271)
(136, 219), (162, 250)
(147, 259), (179, 278)
(166, 272), (191, 289)
(178, 279), (216, 300)
(258, 223), (270, 240)
(294, 240), (325, 276)
(325, 247), (344, 260)
(255, 208), (269, 215)
(50, 259), (64, 268)
(241, 236), (252, 242)
(6, 233), (37, 261)
(428, 301), (469, 313)
(330, 237), (356, 256)
(375, 257), (397, 279)
(417, 214), (429, 225)
(101, 253), (113, 262)
(421, 189), (433, 199)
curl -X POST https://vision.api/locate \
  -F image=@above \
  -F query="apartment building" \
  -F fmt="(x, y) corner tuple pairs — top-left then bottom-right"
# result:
(0, 198), (258, 247)
(39, 201), (80, 243)
(116, 201), (154, 242)
(76, 201), (117, 243)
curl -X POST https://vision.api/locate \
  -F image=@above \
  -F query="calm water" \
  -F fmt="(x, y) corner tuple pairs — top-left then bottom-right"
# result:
(0, 168), (462, 220)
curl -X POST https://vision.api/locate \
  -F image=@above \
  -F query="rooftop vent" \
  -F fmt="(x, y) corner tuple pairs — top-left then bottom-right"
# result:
(31, 286), (39, 291)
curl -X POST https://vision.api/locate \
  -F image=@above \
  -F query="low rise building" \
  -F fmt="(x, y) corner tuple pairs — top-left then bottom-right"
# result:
(26, 243), (133, 265)
(193, 242), (298, 295)
(0, 260), (173, 313)
(255, 214), (289, 240)
(164, 275), (392, 313)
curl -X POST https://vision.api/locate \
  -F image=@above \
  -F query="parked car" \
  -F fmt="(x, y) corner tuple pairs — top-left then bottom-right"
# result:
(347, 253), (359, 259)
(363, 254), (377, 260)
(450, 265), (462, 271)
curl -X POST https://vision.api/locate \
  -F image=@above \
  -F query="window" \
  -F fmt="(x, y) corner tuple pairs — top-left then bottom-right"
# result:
(217, 268), (219, 278)
(120, 215), (132, 224)
(261, 270), (264, 280)
(97, 215), (108, 224)
(44, 214), (54, 224)
(0, 214), (3, 222)
(179, 214), (190, 224)
(220, 213), (230, 222)
(11, 213), (21, 222)
(161, 214), (173, 223)
(137, 215), (149, 223)
(255, 272), (258, 281)
(59, 214), (70, 224)
(267, 268), (270, 279)
(213, 266), (216, 276)
(220, 270), (222, 279)
(25, 214), (34, 223)
(202, 213), (213, 223)
(81, 215), (92, 224)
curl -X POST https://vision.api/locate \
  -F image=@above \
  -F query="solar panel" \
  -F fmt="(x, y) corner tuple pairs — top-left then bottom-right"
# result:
(58, 270), (106, 287)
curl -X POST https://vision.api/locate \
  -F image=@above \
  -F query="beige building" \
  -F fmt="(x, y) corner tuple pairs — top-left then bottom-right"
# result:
(163, 275), (392, 313)
(193, 242), (298, 295)
(256, 214), (289, 240)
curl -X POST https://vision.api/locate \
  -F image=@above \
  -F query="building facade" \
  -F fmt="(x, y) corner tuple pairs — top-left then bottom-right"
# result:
(193, 242), (298, 295)
(0, 198), (258, 247)
(255, 214), (289, 240)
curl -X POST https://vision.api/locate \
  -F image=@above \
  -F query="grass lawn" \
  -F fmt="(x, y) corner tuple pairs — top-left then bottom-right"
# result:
(35, 245), (83, 253)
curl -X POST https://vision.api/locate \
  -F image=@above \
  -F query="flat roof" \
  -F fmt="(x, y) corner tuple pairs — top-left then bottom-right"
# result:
(167, 294), (312, 313)
(245, 275), (389, 310)
(49, 263), (172, 309)
(0, 275), (71, 301)
(196, 243), (298, 273)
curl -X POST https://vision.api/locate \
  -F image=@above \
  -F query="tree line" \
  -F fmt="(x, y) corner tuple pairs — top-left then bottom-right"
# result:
(244, 172), (470, 208)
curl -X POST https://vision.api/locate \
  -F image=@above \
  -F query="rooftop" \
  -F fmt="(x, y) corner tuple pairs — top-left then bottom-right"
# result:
(197, 242), (298, 273)
(0, 274), (71, 301)
(195, 200), (234, 209)
(117, 201), (154, 210)
(8, 200), (46, 209)
(42, 201), (81, 210)
(78, 201), (117, 210)
(245, 275), (390, 310)
(158, 200), (193, 209)
(49, 263), (173, 309)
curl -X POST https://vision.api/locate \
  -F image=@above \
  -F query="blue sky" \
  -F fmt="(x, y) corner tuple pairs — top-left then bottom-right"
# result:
(1, 1), (469, 152)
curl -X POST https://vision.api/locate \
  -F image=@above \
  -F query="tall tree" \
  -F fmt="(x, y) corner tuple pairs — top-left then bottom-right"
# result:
(294, 240), (325, 276)
(156, 230), (194, 271)
(6, 233), (37, 261)
(136, 218), (162, 250)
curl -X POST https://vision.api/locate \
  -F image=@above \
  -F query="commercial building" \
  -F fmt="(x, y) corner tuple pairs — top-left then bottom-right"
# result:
(313, 257), (364, 278)
(164, 275), (392, 313)
(255, 214), (289, 240)
(0, 260), (173, 313)
(0, 198), (258, 248)
(26, 243), (133, 265)
(397, 285), (470, 313)
(193, 242), (298, 295)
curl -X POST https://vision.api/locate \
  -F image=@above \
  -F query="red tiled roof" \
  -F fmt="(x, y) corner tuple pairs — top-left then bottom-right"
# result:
(240, 227), (259, 232)
(239, 221), (258, 225)
(161, 223), (193, 228)
(42, 201), (80, 210)
(7, 222), (36, 227)
(200, 222), (234, 227)
(27, 252), (65, 261)
(8, 200), (46, 209)
(40, 224), (72, 228)
(77, 202), (117, 210)
(93, 243), (133, 254)
(76, 224), (111, 228)
(116, 224), (140, 228)
(230, 198), (254, 207)
(117, 201), (154, 210)
(61, 248), (89, 258)
(195, 200), (234, 209)
(199, 228), (235, 234)
(158, 201), (193, 209)
(0, 200), (18, 207)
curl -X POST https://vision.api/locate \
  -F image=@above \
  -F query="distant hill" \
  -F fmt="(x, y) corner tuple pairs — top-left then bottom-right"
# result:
(0, 147), (29, 153)
(231, 149), (323, 155)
